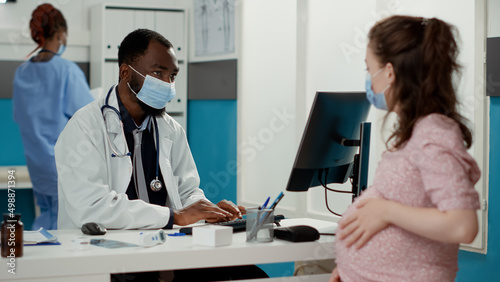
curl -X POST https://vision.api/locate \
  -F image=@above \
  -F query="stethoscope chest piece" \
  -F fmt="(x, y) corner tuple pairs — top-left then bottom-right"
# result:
(150, 177), (163, 192)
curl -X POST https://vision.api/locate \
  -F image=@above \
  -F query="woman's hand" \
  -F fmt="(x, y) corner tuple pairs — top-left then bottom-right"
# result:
(339, 197), (479, 247)
(329, 267), (341, 282)
(337, 197), (394, 249)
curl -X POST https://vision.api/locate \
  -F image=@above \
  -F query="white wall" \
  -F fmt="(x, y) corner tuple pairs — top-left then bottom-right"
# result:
(304, 0), (393, 219)
(237, 0), (301, 213)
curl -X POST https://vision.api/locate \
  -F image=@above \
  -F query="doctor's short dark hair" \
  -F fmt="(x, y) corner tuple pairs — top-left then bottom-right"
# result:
(118, 29), (173, 66)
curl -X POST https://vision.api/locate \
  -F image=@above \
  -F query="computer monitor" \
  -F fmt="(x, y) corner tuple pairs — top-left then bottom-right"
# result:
(285, 92), (371, 199)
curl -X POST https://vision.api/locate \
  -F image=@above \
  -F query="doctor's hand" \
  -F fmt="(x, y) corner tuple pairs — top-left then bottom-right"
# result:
(206, 200), (245, 223)
(173, 199), (233, 226)
(337, 197), (393, 249)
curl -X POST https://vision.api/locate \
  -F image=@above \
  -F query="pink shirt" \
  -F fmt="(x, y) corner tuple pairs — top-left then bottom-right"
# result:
(335, 114), (480, 282)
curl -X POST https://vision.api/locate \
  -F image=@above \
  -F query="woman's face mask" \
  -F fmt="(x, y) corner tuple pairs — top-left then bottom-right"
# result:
(127, 65), (176, 110)
(365, 67), (390, 110)
(57, 32), (67, 56)
(57, 43), (66, 56)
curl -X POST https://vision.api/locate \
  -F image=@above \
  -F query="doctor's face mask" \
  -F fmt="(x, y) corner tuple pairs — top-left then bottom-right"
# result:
(127, 65), (176, 110)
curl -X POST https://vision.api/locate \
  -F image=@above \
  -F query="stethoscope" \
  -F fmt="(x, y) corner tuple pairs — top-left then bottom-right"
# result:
(39, 49), (58, 55)
(100, 86), (163, 192)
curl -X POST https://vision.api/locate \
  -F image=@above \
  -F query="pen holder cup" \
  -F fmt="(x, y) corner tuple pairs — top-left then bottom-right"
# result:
(246, 208), (274, 243)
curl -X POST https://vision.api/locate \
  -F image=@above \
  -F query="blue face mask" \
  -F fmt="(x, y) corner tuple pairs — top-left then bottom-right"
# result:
(57, 43), (66, 56)
(365, 68), (390, 110)
(127, 65), (176, 110)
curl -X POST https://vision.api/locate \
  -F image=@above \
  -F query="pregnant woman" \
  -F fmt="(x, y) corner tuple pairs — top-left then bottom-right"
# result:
(331, 15), (480, 282)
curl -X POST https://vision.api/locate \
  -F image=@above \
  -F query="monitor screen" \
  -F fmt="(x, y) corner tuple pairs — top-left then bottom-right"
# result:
(285, 92), (371, 194)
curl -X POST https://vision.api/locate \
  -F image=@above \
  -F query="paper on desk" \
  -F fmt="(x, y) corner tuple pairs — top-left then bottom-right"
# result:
(24, 228), (58, 245)
(90, 239), (138, 249)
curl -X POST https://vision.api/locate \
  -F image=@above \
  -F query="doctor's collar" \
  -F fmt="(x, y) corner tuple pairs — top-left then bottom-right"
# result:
(116, 88), (152, 133)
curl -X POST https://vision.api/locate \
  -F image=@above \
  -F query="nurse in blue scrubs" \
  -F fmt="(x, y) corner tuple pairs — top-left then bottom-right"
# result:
(12, 3), (94, 230)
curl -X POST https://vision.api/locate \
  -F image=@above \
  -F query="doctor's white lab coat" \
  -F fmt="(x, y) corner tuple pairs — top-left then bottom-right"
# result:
(55, 86), (206, 229)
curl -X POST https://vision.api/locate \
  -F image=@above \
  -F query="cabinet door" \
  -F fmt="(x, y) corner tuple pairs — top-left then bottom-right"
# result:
(155, 11), (185, 60)
(173, 61), (187, 112)
(134, 10), (156, 30)
(103, 61), (120, 90)
(163, 61), (186, 113)
(104, 9), (135, 59)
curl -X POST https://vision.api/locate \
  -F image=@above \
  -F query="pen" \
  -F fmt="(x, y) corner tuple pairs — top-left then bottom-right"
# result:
(260, 197), (270, 210)
(269, 191), (284, 210)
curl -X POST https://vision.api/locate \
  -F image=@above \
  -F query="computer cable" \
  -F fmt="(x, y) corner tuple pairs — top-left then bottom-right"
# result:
(318, 169), (344, 216)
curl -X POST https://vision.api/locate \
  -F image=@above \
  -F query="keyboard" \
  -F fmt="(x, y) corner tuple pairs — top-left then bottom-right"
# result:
(179, 214), (285, 235)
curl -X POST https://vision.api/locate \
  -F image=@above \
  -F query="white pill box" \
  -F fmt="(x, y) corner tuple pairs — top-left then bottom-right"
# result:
(192, 225), (233, 247)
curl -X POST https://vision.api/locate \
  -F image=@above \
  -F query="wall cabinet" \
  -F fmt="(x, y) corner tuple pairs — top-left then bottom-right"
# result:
(90, 4), (188, 129)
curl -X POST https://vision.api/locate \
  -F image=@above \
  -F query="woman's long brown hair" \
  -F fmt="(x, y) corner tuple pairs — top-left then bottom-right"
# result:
(368, 15), (472, 149)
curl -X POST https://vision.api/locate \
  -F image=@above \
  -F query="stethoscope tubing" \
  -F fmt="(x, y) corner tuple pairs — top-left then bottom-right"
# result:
(100, 86), (131, 157)
(100, 86), (162, 189)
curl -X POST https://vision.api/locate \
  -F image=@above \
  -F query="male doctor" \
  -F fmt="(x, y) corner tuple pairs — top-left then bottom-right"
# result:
(55, 29), (242, 229)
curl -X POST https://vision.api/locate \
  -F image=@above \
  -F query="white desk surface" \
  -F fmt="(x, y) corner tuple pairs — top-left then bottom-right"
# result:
(0, 219), (336, 282)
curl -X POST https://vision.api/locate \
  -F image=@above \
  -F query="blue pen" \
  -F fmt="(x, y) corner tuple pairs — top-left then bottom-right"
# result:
(269, 191), (284, 210)
(260, 197), (270, 210)
(168, 232), (186, 237)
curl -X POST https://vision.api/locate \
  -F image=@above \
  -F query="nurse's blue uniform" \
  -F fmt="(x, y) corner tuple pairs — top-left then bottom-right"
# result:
(13, 53), (94, 230)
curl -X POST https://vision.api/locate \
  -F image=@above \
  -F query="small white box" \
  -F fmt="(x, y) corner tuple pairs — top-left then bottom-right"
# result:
(192, 225), (233, 247)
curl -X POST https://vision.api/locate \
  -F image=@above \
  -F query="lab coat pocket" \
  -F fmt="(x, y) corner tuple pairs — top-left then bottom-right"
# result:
(109, 157), (132, 193)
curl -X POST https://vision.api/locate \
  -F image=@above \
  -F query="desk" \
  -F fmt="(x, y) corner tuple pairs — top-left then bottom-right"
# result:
(0, 220), (336, 282)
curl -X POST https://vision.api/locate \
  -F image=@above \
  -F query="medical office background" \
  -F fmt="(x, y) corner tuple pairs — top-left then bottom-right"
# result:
(0, 0), (498, 280)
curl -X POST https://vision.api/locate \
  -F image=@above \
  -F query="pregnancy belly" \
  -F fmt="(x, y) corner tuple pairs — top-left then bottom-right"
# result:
(334, 204), (457, 281)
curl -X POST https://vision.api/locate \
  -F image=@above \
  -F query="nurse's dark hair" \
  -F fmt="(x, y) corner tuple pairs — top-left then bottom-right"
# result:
(29, 4), (67, 52)
(118, 29), (174, 66)
(368, 15), (472, 149)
